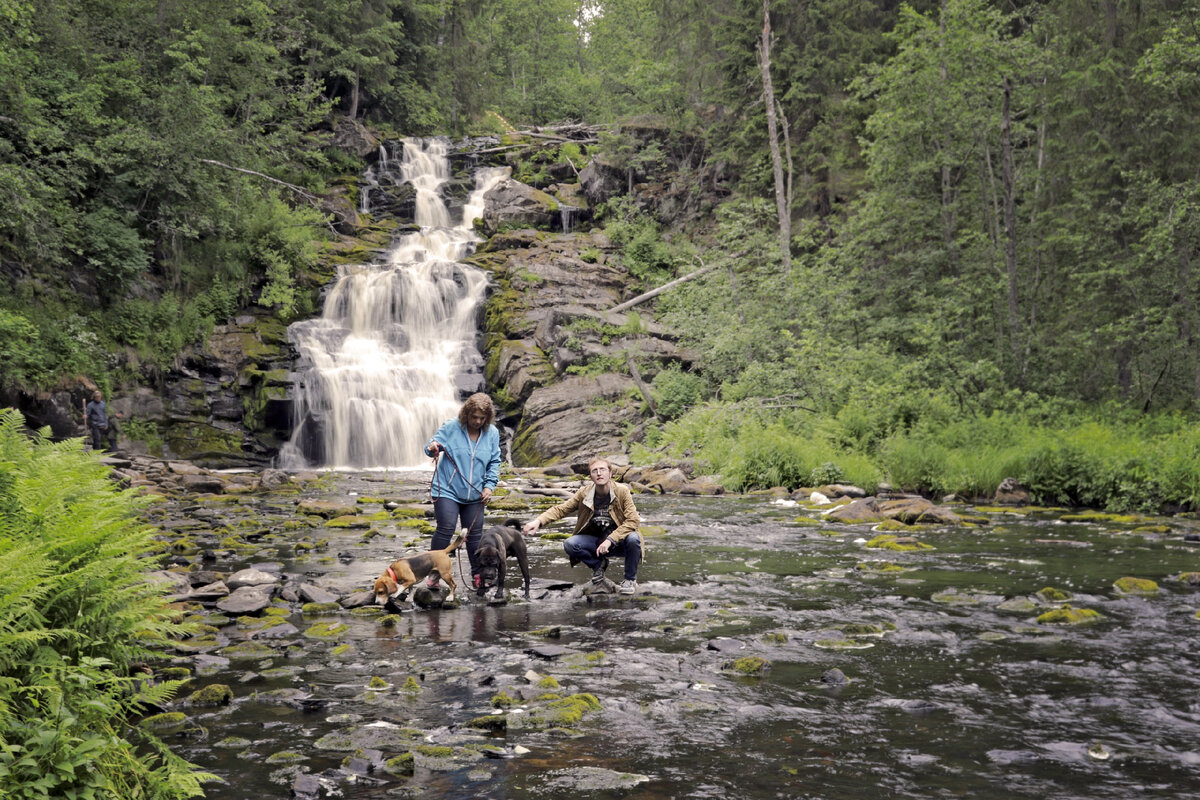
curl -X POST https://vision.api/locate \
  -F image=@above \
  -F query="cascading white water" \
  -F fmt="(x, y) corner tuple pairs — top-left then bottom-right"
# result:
(280, 138), (509, 469)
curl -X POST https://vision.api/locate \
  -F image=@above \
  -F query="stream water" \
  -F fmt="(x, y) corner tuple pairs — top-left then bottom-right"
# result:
(158, 472), (1200, 800)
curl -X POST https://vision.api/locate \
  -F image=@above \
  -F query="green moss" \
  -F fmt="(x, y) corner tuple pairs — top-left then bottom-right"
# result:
(265, 751), (306, 765)
(1061, 512), (1141, 524)
(368, 676), (388, 689)
(761, 632), (788, 644)
(724, 656), (771, 675)
(1113, 576), (1159, 595)
(140, 712), (187, 730)
(218, 641), (276, 660)
(537, 675), (561, 689)
(529, 626), (561, 638)
(873, 519), (914, 532)
(304, 620), (350, 639)
(1036, 586), (1072, 602)
(413, 745), (455, 758)
(465, 714), (507, 732)
(187, 683), (233, 707)
(350, 606), (382, 617)
(491, 690), (517, 708)
(864, 534), (935, 551)
(400, 676), (421, 692)
(684, 601), (698, 609)
(1037, 604), (1105, 624)
(330, 643), (352, 657)
(383, 752), (415, 775)
(301, 602), (342, 615)
(790, 516), (822, 527)
(379, 614), (403, 628)
(855, 561), (906, 572)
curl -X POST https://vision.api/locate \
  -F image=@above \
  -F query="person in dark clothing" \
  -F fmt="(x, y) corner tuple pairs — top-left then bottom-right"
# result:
(83, 390), (115, 452)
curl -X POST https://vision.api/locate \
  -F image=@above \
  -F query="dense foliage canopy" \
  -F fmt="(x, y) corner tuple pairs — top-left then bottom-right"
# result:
(1, 0), (1198, 441)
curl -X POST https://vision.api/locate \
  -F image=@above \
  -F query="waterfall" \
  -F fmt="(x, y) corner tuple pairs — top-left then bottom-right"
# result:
(280, 139), (510, 470)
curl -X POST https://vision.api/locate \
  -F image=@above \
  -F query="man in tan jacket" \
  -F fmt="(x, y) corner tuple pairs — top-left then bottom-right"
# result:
(523, 457), (642, 594)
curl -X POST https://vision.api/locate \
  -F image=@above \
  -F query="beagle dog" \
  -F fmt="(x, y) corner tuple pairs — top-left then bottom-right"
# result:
(373, 535), (464, 605)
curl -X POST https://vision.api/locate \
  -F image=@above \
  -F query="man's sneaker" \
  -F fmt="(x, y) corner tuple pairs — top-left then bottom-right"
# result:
(591, 558), (609, 584)
(618, 579), (637, 595)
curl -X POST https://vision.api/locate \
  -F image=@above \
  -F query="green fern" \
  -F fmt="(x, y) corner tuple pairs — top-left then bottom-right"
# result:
(0, 410), (214, 798)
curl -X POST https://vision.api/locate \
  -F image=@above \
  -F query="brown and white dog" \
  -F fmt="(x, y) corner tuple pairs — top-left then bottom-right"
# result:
(373, 535), (464, 606)
(476, 519), (531, 600)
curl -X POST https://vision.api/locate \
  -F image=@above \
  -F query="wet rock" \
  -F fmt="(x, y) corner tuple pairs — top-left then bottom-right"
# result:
(181, 474), (225, 494)
(146, 570), (190, 595)
(250, 621), (300, 639)
(820, 484), (868, 499)
(823, 497), (882, 524)
(291, 772), (322, 799)
(340, 590), (375, 609)
(879, 497), (962, 525)
(545, 765), (650, 791)
(526, 645), (575, 660)
(705, 637), (745, 654)
(821, 668), (850, 686)
(994, 477), (1031, 504)
(226, 568), (279, 590)
(297, 583), (338, 604)
(188, 580), (230, 600)
(296, 500), (357, 518)
(216, 586), (273, 614)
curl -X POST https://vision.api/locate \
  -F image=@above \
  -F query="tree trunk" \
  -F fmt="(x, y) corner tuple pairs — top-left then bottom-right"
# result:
(758, 0), (791, 272)
(938, 0), (958, 272)
(1001, 77), (1023, 376)
(348, 72), (360, 119)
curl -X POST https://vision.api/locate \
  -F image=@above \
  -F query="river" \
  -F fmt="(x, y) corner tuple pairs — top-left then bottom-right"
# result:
(156, 469), (1200, 799)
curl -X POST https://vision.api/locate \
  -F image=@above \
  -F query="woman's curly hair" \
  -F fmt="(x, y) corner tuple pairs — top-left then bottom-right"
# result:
(458, 393), (495, 429)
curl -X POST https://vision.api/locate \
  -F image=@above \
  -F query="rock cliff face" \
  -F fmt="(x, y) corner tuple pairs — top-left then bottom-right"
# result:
(467, 227), (688, 469)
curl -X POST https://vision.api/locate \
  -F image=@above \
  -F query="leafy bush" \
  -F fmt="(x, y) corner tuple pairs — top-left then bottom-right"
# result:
(651, 364), (706, 420)
(0, 411), (212, 798)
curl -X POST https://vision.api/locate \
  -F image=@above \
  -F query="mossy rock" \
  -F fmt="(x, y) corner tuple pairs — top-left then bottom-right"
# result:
(1113, 576), (1159, 596)
(367, 676), (388, 689)
(1036, 604), (1105, 624)
(761, 632), (788, 644)
(1061, 512), (1141, 524)
(790, 516), (822, 527)
(873, 519), (915, 533)
(327, 515), (371, 528)
(140, 712), (188, 730)
(834, 622), (895, 636)
(491, 690), (518, 708)
(865, 534), (935, 552)
(465, 714), (508, 732)
(391, 506), (427, 519)
(301, 602), (343, 616)
(384, 753), (415, 776)
(722, 656), (772, 674)
(1133, 524), (1171, 534)
(931, 590), (980, 606)
(305, 621), (350, 639)
(350, 606), (383, 617)
(218, 641), (277, 660)
(537, 675), (561, 689)
(265, 751), (306, 765)
(400, 676), (421, 693)
(214, 736), (252, 749)
(855, 561), (906, 573)
(1176, 572), (1200, 586)
(813, 638), (874, 650)
(1036, 586), (1072, 602)
(187, 683), (233, 707)
(378, 614), (403, 628)
(528, 626), (562, 638)
(539, 531), (571, 540)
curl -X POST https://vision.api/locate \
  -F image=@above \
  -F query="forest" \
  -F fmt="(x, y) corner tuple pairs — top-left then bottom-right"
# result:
(2, 0), (1200, 508)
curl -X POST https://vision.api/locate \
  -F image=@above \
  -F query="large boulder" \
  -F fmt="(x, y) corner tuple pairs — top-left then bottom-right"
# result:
(480, 178), (560, 235)
(512, 374), (637, 467)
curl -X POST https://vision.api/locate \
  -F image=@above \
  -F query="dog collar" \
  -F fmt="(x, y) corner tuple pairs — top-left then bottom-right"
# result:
(387, 566), (398, 582)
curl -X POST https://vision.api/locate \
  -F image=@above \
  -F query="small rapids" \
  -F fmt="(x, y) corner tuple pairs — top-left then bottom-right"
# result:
(158, 473), (1200, 799)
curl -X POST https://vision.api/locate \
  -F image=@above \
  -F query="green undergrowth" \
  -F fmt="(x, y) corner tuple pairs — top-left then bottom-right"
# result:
(633, 405), (1200, 512)
(0, 410), (214, 798)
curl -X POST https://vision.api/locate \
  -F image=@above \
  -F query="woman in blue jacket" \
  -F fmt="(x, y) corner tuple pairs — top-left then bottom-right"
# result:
(424, 393), (502, 590)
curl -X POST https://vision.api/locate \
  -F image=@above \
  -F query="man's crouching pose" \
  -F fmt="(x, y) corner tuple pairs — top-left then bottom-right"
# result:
(523, 457), (642, 594)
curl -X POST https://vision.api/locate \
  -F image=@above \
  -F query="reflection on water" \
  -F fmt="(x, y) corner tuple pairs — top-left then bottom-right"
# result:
(170, 480), (1200, 800)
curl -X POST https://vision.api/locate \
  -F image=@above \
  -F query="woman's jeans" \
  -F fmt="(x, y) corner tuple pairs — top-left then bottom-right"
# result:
(564, 526), (642, 580)
(432, 497), (485, 576)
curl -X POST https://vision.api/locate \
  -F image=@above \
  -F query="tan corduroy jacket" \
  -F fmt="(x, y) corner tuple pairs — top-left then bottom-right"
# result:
(535, 480), (641, 552)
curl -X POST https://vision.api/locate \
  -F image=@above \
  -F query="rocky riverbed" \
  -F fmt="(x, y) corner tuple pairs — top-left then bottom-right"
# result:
(124, 455), (1200, 799)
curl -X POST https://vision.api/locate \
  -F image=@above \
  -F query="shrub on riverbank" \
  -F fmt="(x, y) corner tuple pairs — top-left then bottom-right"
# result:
(637, 405), (1200, 512)
(0, 411), (211, 798)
